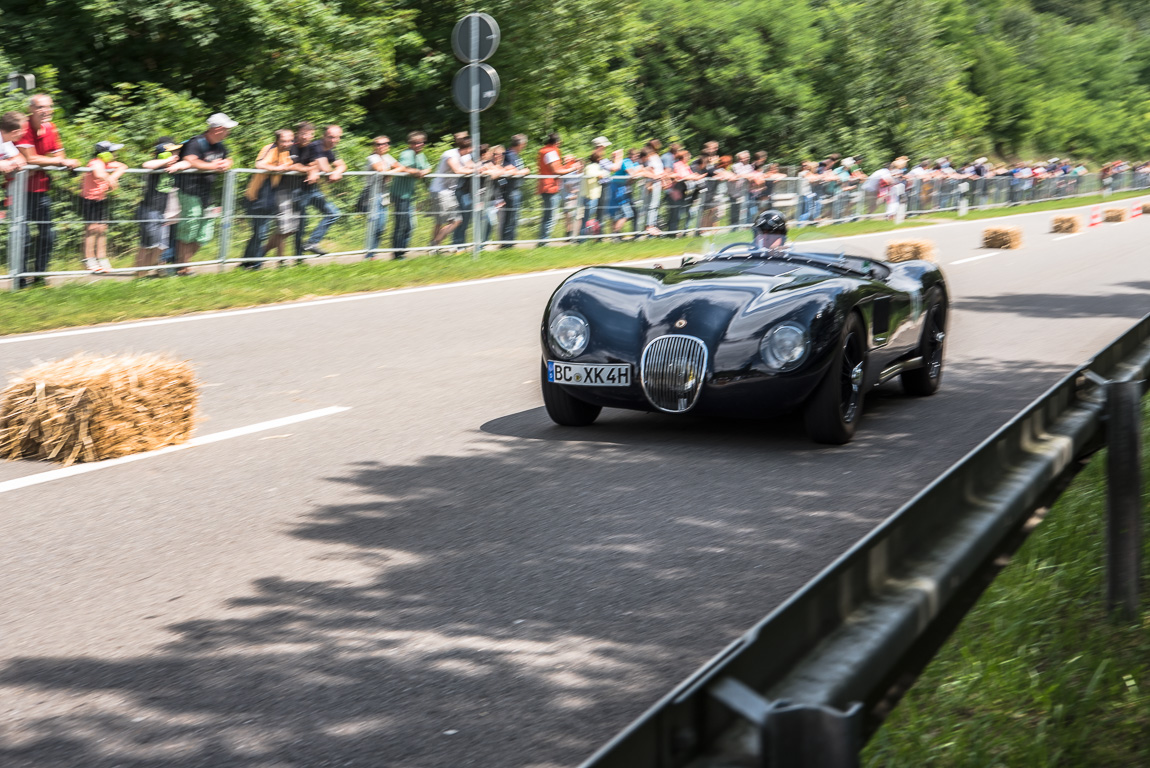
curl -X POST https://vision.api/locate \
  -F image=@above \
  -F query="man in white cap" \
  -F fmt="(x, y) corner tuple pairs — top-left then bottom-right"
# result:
(174, 112), (236, 268)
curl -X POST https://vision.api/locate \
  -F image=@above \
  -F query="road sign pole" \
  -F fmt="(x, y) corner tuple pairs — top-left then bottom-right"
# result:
(452, 12), (500, 259)
(470, 13), (481, 260)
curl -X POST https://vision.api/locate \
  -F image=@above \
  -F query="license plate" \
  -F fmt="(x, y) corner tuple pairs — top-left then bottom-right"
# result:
(548, 361), (631, 387)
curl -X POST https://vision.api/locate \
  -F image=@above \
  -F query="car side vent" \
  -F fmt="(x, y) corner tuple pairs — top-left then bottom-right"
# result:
(640, 335), (708, 413)
(872, 297), (891, 340)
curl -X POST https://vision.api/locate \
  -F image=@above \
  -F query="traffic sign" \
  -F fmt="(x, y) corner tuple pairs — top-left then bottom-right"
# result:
(452, 63), (500, 113)
(452, 13), (500, 63)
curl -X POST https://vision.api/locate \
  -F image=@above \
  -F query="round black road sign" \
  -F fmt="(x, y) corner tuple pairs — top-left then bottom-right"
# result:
(452, 13), (500, 63)
(452, 63), (500, 113)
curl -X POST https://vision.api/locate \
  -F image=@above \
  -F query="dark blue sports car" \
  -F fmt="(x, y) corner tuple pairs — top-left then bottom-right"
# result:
(539, 236), (947, 444)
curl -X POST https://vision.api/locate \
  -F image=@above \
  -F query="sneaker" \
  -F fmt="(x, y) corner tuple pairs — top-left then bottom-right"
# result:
(85, 257), (105, 274)
(304, 243), (328, 256)
(392, 254), (405, 261)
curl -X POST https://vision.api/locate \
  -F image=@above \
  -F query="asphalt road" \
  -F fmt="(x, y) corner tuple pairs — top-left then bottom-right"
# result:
(2, 202), (1149, 767)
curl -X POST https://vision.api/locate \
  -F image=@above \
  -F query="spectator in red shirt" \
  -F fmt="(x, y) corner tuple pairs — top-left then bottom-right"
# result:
(15, 94), (79, 287)
(536, 132), (580, 245)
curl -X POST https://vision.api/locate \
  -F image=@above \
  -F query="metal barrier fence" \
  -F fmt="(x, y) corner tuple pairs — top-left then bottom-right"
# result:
(579, 312), (1150, 768)
(4, 167), (1149, 289)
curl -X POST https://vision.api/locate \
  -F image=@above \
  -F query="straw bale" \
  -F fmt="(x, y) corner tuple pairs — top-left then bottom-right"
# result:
(1051, 215), (1081, 234)
(982, 226), (1023, 249)
(0, 354), (198, 465)
(884, 240), (936, 263)
(1142, 202), (1150, 215)
(1104, 207), (1128, 223)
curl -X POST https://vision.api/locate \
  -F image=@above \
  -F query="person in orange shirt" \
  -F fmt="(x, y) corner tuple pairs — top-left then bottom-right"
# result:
(79, 141), (128, 273)
(536, 132), (580, 245)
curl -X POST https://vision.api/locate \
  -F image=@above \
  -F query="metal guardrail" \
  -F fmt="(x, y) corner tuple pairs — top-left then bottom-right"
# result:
(4, 167), (1150, 289)
(580, 312), (1150, 768)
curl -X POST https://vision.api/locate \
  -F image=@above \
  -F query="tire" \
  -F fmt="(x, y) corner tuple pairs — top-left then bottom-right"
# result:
(804, 313), (868, 444)
(541, 359), (602, 426)
(900, 287), (947, 396)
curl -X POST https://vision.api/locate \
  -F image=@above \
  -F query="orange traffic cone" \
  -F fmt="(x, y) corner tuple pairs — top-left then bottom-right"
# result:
(1089, 205), (1103, 227)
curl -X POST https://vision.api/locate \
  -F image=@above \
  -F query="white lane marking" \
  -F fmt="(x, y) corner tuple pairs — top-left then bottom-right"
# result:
(1053, 233), (1084, 241)
(951, 252), (1001, 265)
(2, 199), (1141, 347)
(0, 406), (349, 495)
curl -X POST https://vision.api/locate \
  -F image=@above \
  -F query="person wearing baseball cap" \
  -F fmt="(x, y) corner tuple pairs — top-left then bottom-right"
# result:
(207, 113), (238, 129)
(79, 140), (128, 273)
(173, 113), (236, 267)
(591, 136), (611, 149)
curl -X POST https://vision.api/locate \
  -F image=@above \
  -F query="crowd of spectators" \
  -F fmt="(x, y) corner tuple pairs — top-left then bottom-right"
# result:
(2, 93), (1148, 288)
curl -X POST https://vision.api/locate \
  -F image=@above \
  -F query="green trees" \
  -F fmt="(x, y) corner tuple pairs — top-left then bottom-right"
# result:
(0, 0), (1147, 165)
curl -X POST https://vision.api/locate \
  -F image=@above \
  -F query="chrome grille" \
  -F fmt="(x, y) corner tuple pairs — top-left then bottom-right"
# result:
(640, 335), (708, 413)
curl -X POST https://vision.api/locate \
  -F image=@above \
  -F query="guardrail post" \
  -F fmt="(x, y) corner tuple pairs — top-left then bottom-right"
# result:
(217, 170), (237, 272)
(709, 678), (861, 768)
(364, 173), (381, 257)
(1106, 377), (1144, 619)
(7, 168), (27, 291)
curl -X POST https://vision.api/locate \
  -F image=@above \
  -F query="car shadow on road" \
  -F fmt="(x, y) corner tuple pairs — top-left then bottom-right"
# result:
(955, 288), (1150, 320)
(0, 357), (1074, 768)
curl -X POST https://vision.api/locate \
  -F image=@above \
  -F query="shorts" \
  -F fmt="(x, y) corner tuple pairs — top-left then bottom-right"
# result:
(177, 192), (215, 245)
(276, 190), (300, 235)
(434, 189), (461, 226)
(80, 197), (109, 224)
(604, 189), (633, 220)
(137, 204), (168, 249)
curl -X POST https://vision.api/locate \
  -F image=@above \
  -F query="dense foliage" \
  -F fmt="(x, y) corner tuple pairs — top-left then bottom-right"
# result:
(1, 0), (1148, 165)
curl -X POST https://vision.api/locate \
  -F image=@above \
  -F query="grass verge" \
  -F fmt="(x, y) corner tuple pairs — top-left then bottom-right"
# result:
(863, 396), (1150, 767)
(0, 189), (1144, 336)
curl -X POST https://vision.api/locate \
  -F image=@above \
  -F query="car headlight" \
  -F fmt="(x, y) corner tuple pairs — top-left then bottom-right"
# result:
(760, 322), (809, 372)
(549, 312), (590, 358)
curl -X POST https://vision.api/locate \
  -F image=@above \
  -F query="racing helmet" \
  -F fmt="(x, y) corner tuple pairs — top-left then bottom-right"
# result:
(753, 209), (787, 249)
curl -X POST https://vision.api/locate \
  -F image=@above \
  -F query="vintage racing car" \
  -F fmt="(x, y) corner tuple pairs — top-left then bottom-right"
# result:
(539, 213), (947, 443)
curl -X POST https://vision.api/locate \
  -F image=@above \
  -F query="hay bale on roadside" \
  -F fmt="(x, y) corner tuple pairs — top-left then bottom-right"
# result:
(1051, 215), (1081, 234)
(982, 226), (1023, 249)
(1142, 202), (1150, 215)
(0, 354), (198, 465)
(884, 240), (937, 263)
(1104, 207), (1128, 223)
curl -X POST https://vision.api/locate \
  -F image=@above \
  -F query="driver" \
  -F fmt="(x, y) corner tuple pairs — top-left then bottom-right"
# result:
(752, 209), (787, 250)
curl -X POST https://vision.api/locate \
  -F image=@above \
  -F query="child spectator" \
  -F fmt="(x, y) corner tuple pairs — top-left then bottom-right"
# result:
(80, 141), (127, 273)
(136, 138), (187, 277)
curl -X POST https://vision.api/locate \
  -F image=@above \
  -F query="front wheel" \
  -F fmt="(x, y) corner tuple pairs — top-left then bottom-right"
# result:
(804, 313), (868, 444)
(541, 359), (602, 426)
(900, 287), (947, 396)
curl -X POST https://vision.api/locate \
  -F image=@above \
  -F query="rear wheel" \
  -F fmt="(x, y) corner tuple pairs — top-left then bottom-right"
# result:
(804, 313), (867, 444)
(541, 359), (602, 426)
(900, 288), (947, 396)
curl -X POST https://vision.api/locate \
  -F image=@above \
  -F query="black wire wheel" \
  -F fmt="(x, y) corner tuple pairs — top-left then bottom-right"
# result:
(540, 358), (602, 426)
(804, 312), (868, 444)
(901, 287), (947, 396)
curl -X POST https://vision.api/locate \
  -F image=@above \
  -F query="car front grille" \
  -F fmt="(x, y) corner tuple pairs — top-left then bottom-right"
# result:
(640, 334), (708, 413)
